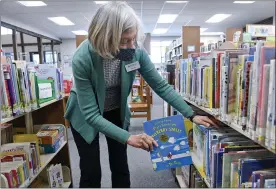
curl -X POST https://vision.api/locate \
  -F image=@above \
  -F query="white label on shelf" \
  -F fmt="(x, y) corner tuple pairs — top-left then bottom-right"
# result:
(38, 83), (52, 99)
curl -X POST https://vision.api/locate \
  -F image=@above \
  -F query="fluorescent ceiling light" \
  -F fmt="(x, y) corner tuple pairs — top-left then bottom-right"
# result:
(233, 1), (255, 4)
(200, 28), (208, 32)
(200, 32), (225, 36)
(18, 1), (47, 7)
(48, 17), (74, 26)
(1, 26), (12, 35)
(157, 14), (178, 23)
(153, 28), (168, 34)
(166, 1), (188, 3)
(72, 30), (88, 35)
(205, 14), (231, 23)
(94, 1), (109, 4)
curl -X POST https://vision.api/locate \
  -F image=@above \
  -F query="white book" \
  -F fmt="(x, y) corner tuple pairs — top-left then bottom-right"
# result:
(265, 60), (275, 147)
(248, 42), (264, 135)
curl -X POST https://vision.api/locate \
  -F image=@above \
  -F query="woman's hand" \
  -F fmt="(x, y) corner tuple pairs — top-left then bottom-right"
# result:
(192, 115), (219, 128)
(127, 133), (158, 151)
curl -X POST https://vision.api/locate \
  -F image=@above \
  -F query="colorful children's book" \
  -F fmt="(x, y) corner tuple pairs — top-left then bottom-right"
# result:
(143, 115), (192, 171)
(239, 157), (276, 186)
(221, 150), (274, 188)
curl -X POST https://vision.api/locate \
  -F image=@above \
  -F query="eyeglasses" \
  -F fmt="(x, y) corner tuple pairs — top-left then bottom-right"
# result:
(120, 38), (138, 48)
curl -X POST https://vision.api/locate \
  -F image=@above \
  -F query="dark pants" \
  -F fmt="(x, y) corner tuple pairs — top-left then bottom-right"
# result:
(71, 108), (130, 188)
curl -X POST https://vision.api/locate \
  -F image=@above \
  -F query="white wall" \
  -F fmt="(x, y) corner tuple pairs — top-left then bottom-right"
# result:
(59, 39), (76, 64)
(200, 36), (223, 45)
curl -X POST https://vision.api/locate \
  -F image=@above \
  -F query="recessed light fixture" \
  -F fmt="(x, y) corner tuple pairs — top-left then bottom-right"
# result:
(233, 1), (255, 4)
(94, 1), (109, 4)
(153, 28), (168, 34)
(48, 17), (74, 26)
(166, 1), (188, 3)
(200, 28), (208, 32)
(72, 30), (88, 35)
(18, 1), (47, 7)
(157, 14), (178, 23)
(1, 26), (12, 35)
(205, 14), (231, 23)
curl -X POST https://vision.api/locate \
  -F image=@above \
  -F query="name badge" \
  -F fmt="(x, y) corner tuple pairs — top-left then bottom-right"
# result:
(125, 61), (140, 72)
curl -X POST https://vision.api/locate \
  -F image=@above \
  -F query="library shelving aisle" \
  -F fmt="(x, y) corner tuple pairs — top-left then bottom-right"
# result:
(0, 53), (73, 187)
(1, 98), (73, 188)
(164, 24), (276, 188)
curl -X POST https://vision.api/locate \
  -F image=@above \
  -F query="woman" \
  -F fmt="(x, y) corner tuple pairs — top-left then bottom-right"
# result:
(65, 1), (217, 188)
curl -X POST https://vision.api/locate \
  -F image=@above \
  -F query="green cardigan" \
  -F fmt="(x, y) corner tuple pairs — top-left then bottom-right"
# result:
(64, 40), (193, 145)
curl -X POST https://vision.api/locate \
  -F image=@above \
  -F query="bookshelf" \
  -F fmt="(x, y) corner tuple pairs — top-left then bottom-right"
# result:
(163, 24), (275, 188)
(1, 97), (73, 188)
(183, 96), (276, 154)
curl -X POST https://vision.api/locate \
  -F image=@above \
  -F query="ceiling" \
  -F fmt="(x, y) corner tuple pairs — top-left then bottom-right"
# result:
(0, 0), (275, 39)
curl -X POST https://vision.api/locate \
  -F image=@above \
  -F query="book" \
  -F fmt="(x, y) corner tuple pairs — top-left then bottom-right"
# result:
(239, 157), (276, 186)
(221, 150), (274, 188)
(143, 115), (192, 171)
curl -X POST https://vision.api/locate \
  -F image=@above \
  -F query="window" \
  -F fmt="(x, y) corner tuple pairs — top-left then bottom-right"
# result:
(44, 51), (58, 64)
(150, 41), (170, 64)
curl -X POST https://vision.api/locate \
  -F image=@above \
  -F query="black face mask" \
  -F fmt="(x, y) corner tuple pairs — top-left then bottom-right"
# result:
(115, 48), (136, 61)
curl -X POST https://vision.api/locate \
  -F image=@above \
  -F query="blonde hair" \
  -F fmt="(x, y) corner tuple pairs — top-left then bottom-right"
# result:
(88, 1), (144, 59)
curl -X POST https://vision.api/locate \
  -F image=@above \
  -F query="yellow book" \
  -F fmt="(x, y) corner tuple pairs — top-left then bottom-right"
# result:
(13, 134), (41, 167)
(203, 68), (208, 107)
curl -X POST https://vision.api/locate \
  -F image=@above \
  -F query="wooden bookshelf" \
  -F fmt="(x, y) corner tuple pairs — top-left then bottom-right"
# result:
(1, 97), (73, 188)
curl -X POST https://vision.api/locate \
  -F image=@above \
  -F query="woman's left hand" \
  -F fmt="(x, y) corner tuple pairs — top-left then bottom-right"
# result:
(192, 115), (219, 128)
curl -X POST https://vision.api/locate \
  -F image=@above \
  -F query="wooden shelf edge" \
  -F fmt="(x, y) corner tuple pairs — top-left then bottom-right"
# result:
(1, 98), (63, 124)
(182, 96), (276, 154)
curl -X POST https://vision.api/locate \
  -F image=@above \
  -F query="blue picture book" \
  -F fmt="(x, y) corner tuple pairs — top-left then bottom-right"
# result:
(239, 157), (276, 186)
(143, 115), (192, 171)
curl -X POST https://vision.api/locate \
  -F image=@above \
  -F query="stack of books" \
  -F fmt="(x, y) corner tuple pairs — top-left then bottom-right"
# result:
(1, 139), (41, 188)
(0, 58), (64, 119)
(193, 124), (275, 188)
(179, 41), (275, 151)
(36, 124), (65, 154)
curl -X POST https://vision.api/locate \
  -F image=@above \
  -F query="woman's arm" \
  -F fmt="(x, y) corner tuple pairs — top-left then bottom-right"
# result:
(138, 49), (194, 118)
(72, 59), (130, 144)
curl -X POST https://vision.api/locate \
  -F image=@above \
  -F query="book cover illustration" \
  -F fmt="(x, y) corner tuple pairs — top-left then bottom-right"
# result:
(143, 115), (192, 171)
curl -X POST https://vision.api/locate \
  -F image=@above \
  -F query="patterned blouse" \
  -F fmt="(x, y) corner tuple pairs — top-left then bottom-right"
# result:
(103, 59), (121, 112)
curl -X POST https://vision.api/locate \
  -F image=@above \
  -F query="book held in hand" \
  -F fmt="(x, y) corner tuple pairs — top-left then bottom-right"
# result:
(143, 115), (192, 171)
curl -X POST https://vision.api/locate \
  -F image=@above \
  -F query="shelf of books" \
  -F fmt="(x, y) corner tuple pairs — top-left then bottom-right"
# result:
(1, 57), (73, 188)
(169, 25), (276, 188)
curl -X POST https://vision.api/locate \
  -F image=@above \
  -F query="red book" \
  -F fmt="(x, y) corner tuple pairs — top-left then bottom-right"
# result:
(4, 80), (11, 106)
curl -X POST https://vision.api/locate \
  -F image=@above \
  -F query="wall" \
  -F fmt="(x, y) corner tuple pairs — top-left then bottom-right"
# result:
(59, 39), (76, 64)
(200, 36), (223, 45)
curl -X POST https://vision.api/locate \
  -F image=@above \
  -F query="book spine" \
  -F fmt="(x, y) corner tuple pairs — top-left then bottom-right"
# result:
(243, 62), (252, 126)
(235, 69), (241, 124)
(269, 60), (276, 150)
(257, 64), (270, 142)
(265, 60), (275, 147)
(217, 54), (221, 110)
(221, 66), (228, 121)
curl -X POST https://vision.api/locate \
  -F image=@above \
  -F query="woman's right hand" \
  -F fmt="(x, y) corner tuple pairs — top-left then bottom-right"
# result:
(127, 133), (158, 152)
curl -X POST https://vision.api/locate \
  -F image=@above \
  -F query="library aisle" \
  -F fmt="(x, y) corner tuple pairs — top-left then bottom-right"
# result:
(68, 92), (178, 188)
(1, 0), (276, 188)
